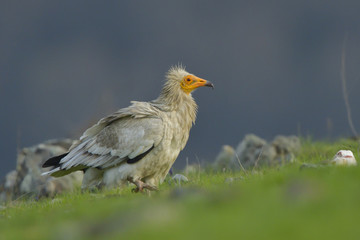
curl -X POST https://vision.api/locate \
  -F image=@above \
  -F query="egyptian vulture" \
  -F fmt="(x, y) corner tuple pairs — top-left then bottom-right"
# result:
(42, 66), (213, 192)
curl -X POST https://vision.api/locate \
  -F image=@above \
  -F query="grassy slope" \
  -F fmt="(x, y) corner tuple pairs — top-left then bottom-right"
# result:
(1, 139), (360, 240)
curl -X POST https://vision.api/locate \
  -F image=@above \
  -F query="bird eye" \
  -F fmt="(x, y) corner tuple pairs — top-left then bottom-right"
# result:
(186, 78), (191, 82)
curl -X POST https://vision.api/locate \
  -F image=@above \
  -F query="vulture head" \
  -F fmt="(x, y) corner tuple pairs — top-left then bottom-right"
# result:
(164, 65), (214, 95)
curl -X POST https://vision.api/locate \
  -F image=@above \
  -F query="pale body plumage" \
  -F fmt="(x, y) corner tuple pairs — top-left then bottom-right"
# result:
(42, 66), (212, 191)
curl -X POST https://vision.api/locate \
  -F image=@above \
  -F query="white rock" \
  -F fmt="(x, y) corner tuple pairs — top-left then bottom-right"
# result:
(331, 150), (357, 166)
(172, 174), (189, 185)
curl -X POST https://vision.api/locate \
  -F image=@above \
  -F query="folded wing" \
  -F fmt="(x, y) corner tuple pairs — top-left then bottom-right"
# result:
(44, 102), (164, 176)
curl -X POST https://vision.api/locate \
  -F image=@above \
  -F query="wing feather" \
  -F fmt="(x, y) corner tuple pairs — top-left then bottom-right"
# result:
(58, 103), (164, 171)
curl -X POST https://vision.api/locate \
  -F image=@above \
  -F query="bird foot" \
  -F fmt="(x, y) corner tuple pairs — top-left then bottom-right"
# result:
(129, 179), (158, 193)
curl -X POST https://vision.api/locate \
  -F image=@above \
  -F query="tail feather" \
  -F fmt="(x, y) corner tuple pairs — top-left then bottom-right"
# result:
(42, 152), (87, 177)
(42, 165), (86, 177)
(42, 153), (68, 168)
(41, 167), (61, 176)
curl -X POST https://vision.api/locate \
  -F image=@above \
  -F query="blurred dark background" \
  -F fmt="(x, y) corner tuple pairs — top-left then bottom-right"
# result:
(1, 0), (360, 177)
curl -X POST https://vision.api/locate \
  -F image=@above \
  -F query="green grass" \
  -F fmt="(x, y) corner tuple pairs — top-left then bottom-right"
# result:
(1, 138), (360, 240)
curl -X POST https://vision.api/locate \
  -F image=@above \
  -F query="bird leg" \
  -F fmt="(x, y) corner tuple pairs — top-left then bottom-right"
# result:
(127, 178), (158, 193)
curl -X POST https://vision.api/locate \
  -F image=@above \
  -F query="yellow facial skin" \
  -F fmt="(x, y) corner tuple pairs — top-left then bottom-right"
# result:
(180, 75), (214, 94)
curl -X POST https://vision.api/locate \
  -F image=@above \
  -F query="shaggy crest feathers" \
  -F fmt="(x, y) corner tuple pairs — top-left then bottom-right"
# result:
(166, 64), (187, 81)
(152, 65), (198, 124)
(162, 65), (189, 92)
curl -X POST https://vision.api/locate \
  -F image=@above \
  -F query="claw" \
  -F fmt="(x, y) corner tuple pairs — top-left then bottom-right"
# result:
(127, 177), (158, 193)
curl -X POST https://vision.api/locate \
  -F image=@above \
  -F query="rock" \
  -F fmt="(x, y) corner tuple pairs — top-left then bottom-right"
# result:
(168, 174), (189, 187)
(272, 135), (301, 164)
(231, 134), (276, 169)
(259, 144), (278, 166)
(213, 145), (235, 171)
(331, 150), (357, 166)
(172, 174), (189, 184)
(0, 139), (83, 203)
(0, 170), (18, 203)
(272, 135), (301, 154)
(231, 134), (267, 169)
(229, 134), (301, 170)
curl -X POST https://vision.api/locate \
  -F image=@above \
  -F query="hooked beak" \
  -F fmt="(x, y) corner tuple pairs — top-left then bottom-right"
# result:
(204, 81), (214, 89)
(194, 77), (214, 89)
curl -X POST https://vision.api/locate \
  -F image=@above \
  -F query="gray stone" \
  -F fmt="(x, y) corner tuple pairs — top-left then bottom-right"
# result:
(231, 134), (274, 169)
(272, 135), (301, 164)
(213, 145), (235, 171)
(0, 170), (18, 203)
(168, 174), (189, 187)
(172, 174), (189, 184)
(0, 139), (83, 203)
(272, 135), (301, 154)
(228, 134), (301, 170)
